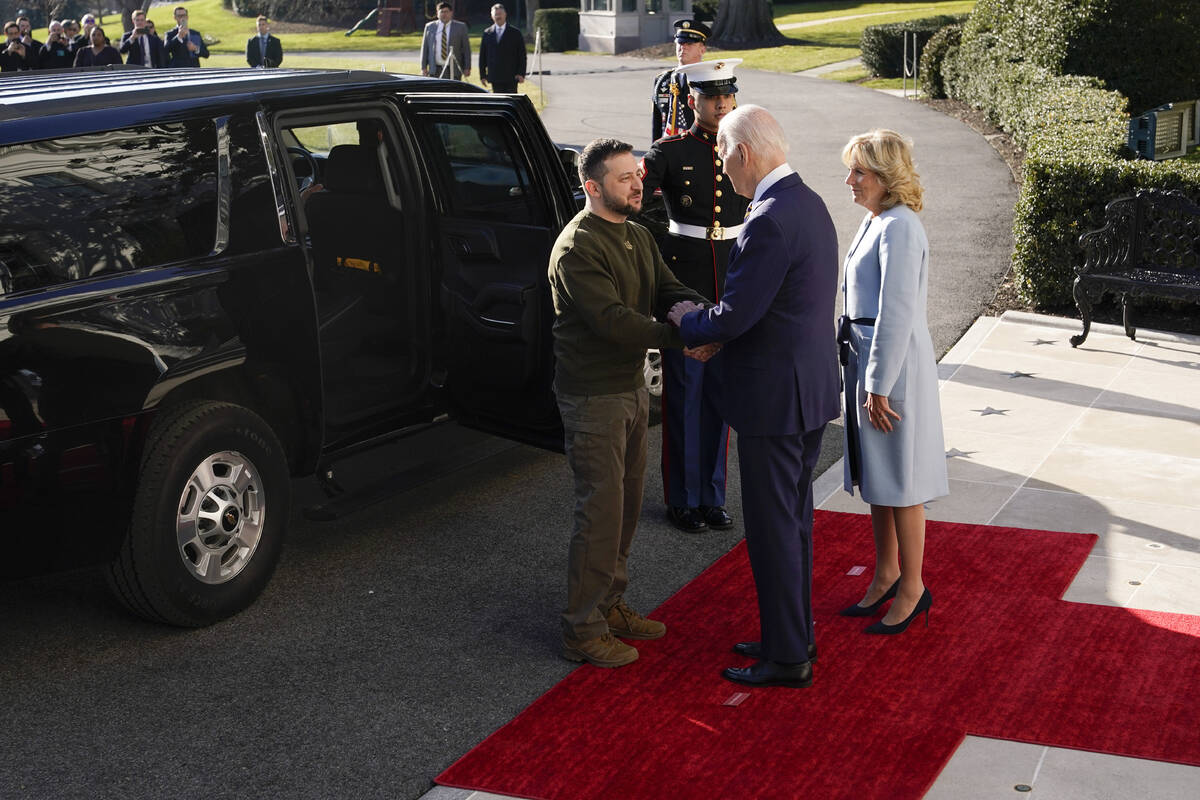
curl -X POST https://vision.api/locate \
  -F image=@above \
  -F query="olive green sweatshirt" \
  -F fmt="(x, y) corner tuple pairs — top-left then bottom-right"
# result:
(549, 209), (705, 395)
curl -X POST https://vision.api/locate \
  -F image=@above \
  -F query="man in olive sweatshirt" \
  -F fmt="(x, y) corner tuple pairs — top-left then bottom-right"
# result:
(549, 138), (714, 668)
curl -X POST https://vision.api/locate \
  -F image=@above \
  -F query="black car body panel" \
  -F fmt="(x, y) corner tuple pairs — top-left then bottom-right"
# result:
(0, 68), (567, 586)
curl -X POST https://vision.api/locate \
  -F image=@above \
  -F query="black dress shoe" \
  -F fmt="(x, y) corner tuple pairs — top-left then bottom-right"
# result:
(722, 659), (813, 688)
(839, 578), (900, 617)
(865, 588), (932, 635)
(732, 641), (817, 662)
(698, 505), (735, 529)
(667, 506), (707, 533)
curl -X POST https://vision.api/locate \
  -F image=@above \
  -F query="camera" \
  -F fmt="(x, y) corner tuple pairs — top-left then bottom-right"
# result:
(134, 26), (146, 34)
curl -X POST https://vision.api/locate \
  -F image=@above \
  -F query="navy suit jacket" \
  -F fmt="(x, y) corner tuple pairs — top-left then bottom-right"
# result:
(119, 31), (164, 67)
(679, 172), (840, 437)
(479, 25), (525, 86)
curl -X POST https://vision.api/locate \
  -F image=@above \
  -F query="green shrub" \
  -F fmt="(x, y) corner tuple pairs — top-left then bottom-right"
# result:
(859, 14), (969, 79)
(944, 20), (1200, 306)
(534, 8), (579, 53)
(918, 23), (962, 100)
(945, 0), (1200, 115)
(264, 0), (375, 27)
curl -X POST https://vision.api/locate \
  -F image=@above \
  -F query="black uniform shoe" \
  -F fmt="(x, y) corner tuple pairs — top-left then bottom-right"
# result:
(667, 506), (707, 533)
(722, 659), (813, 689)
(733, 641), (817, 662)
(698, 505), (735, 529)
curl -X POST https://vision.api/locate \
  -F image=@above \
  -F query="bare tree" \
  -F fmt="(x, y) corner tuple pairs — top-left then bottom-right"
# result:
(711, 0), (788, 48)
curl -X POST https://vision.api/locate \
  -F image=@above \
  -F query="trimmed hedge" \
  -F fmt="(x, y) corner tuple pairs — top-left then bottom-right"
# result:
(860, 14), (969, 79)
(947, 0), (1200, 115)
(918, 23), (962, 100)
(534, 8), (578, 53)
(944, 4), (1200, 306)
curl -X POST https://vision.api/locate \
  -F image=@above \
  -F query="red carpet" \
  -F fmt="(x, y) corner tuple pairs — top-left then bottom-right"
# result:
(437, 511), (1200, 799)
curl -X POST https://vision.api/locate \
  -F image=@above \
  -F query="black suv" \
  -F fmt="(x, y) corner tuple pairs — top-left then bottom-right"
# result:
(0, 68), (579, 626)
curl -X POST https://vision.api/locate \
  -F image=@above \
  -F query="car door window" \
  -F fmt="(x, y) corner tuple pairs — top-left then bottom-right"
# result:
(423, 117), (546, 226)
(0, 121), (218, 296)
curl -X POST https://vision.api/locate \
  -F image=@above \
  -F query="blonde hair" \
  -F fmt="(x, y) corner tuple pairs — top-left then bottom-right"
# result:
(841, 129), (923, 213)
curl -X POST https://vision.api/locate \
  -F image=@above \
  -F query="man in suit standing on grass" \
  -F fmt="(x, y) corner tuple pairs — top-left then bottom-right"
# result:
(246, 16), (283, 68)
(479, 4), (525, 93)
(670, 104), (840, 689)
(420, 1), (470, 80)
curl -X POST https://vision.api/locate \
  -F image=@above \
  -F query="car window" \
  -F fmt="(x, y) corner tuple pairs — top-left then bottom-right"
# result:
(0, 121), (218, 296)
(421, 117), (546, 226)
(289, 121), (361, 155)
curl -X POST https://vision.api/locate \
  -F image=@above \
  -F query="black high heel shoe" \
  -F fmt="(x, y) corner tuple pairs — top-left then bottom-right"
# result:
(864, 588), (932, 635)
(838, 578), (900, 617)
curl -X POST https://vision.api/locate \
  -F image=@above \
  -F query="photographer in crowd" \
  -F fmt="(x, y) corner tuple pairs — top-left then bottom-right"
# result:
(39, 20), (75, 69)
(1, 20), (30, 71)
(120, 9), (164, 68)
(165, 6), (208, 68)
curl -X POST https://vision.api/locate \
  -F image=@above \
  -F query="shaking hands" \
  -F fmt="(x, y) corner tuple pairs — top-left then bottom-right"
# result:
(667, 300), (703, 328)
(668, 301), (720, 362)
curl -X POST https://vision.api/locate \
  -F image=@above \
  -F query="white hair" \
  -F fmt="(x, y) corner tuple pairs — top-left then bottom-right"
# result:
(717, 104), (789, 163)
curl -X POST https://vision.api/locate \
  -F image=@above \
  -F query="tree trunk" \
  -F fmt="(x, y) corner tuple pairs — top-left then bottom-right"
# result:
(711, 0), (788, 48)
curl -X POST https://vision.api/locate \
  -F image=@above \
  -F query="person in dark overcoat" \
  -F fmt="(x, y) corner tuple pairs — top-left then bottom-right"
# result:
(479, 4), (525, 93)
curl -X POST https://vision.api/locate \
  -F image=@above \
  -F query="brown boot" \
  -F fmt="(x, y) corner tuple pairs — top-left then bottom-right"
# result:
(561, 632), (639, 668)
(604, 598), (666, 640)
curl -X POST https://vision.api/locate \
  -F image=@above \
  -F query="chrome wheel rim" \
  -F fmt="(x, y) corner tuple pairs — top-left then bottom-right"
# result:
(176, 450), (265, 585)
(644, 349), (663, 397)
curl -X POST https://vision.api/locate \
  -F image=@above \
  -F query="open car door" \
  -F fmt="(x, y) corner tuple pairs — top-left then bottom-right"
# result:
(404, 94), (575, 452)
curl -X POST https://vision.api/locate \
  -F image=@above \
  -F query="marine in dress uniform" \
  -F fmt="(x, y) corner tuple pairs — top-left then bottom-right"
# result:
(650, 19), (710, 143)
(641, 58), (749, 533)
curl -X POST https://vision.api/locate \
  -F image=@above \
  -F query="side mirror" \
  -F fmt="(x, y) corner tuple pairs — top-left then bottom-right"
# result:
(558, 147), (581, 192)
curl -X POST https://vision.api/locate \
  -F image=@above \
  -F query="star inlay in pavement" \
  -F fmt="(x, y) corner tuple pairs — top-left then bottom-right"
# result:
(971, 406), (1009, 416)
(1008, 371), (1036, 379)
(946, 448), (977, 459)
(1030, 338), (1056, 346)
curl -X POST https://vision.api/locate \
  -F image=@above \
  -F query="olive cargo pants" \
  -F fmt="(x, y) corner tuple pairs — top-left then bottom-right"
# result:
(557, 388), (649, 642)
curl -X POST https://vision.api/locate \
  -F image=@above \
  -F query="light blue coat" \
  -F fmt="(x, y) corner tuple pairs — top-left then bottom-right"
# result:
(842, 205), (948, 506)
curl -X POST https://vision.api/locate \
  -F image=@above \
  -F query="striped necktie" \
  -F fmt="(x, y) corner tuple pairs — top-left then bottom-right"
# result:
(441, 24), (448, 62)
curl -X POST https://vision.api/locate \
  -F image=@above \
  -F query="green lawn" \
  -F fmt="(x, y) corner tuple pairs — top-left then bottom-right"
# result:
(204, 53), (545, 106)
(772, 1), (973, 25)
(708, 0), (973, 72)
(152, 0), (426, 53)
(168, 0), (971, 79)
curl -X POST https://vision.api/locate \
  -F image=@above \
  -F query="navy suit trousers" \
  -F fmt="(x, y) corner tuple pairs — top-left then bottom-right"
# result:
(737, 425), (825, 663)
(660, 347), (727, 508)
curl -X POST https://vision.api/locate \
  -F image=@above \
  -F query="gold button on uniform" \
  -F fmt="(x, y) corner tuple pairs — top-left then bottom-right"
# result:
(715, 159), (722, 167)
(714, 205), (722, 213)
(716, 190), (722, 197)
(716, 175), (722, 182)
(713, 221), (722, 228)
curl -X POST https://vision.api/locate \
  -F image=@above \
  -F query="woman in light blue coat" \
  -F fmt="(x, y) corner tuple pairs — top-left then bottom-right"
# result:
(838, 129), (948, 635)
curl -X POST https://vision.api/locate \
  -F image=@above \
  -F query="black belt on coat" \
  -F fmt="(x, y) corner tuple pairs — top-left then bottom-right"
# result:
(838, 314), (875, 488)
(836, 315), (875, 367)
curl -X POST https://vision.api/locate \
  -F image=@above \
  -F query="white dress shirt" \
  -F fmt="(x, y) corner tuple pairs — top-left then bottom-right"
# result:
(752, 163), (795, 205)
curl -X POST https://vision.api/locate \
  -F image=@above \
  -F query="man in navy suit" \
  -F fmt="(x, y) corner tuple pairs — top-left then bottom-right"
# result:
(669, 104), (840, 688)
(479, 4), (525, 93)
(119, 10), (164, 68)
(246, 16), (283, 68)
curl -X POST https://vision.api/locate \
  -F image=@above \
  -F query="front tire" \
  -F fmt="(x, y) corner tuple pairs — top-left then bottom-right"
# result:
(108, 401), (290, 627)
